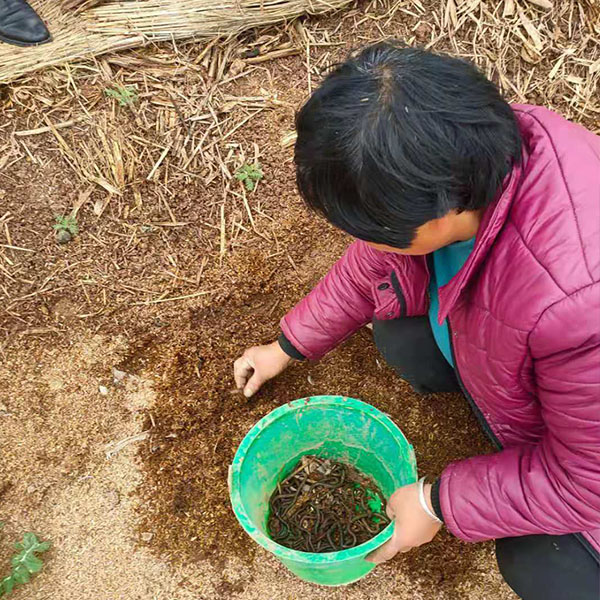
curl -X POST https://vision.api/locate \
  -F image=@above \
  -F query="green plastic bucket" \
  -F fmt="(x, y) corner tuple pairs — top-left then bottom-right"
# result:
(228, 395), (417, 586)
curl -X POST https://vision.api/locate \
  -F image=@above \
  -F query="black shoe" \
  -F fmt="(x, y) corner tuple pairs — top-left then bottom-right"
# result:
(0, 0), (51, 47)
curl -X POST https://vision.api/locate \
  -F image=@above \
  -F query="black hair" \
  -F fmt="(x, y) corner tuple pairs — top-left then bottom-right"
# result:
(294, 41), (522, 248)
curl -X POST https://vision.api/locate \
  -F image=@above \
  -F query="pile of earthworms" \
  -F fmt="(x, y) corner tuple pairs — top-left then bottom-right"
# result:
(267, 455), (390, 553)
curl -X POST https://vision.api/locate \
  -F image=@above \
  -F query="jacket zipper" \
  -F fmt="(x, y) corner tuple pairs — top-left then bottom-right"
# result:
(448, 317), (502, 451)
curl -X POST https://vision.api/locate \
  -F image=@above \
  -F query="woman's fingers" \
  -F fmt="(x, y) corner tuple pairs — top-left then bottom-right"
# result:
(234, 354), (265, 397)
(244, 368), (266, 398)
(234, 341), (292, 397)
(366, 526), (405, 563)
(366, 538), (397, 564)
(385, 501), (396, 520)
(233, 355), (254, 389)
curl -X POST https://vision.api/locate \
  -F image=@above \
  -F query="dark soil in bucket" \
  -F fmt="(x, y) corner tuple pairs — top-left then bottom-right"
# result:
(267, 455), (391, 553)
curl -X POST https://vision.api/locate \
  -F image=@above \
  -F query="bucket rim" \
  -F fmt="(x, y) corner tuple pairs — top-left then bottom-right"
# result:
(229, 395), (416, 564)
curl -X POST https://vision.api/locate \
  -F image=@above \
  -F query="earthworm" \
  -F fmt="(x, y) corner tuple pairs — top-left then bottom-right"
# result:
(267, 455), (390, 553)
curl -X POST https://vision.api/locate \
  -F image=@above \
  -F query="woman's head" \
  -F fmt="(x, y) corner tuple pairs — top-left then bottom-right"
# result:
(294, 41), (522, 254)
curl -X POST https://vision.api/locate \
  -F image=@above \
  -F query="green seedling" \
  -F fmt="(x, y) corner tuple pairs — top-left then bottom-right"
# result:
(234, 163), (263, 192)
(105, 84), (138, 106)
(53, 215), (78, 236)
(53, 215), (78, 244)
(0, 532), (51, 596)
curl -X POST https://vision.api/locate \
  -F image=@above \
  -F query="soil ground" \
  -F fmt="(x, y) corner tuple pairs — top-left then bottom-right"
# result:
(0, 0), (597, 598)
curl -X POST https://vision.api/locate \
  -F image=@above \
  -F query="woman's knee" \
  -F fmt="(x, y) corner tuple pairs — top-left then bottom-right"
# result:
(372, 317), (460, 394)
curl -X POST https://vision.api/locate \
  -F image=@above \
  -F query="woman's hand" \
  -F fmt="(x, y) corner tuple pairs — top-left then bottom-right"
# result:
(233, 341), (293, 398)
(366, 482), (442, 563)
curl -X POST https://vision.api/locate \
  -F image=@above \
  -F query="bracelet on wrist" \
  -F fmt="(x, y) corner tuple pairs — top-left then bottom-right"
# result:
(418, 476), (442, 524)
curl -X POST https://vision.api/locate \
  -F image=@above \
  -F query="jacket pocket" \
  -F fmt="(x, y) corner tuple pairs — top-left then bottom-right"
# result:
(372, 256), (429, 320)
(372, 274), (403, 320)
(391, 270), (407, 317)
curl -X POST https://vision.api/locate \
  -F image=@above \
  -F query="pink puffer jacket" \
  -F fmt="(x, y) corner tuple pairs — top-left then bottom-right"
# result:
(280, 105), (600, 555)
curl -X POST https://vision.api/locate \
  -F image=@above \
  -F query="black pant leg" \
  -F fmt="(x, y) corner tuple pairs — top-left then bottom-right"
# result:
(496, 534), (600, 600)
(372, 316), (460, 395)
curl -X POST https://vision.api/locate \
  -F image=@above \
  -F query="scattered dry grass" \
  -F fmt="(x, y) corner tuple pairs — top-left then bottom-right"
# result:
(1, 0), (598, 340)
(0, 0), (353, 83)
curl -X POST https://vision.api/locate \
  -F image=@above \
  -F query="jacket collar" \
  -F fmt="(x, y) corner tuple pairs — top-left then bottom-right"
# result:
(437, 158), (526, 324)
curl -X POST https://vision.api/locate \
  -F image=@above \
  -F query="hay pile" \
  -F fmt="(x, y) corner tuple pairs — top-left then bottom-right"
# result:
(61, 0), (106, 12)
(0, 0), (352, 83)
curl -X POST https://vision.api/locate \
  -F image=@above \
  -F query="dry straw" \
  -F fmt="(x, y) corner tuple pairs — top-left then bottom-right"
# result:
(0, 0), (352, 83)
(1, 0), (599, 326)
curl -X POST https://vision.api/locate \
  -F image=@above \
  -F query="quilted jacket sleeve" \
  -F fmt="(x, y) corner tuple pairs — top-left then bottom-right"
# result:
(440, 282), (600, 541)
(280, 240), (388, 360)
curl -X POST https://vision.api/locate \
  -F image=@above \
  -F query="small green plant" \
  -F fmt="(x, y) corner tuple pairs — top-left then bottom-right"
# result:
(105, 84), (138, 106)
(53, 215), (78, 236)
(234, 163), (263, 192)
(0, 532), (51, 596)
(53, 215), (78, 244)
